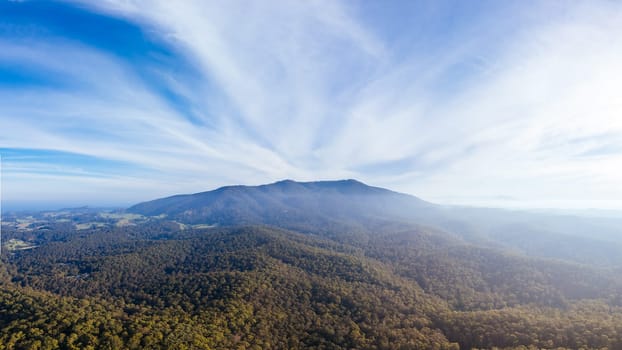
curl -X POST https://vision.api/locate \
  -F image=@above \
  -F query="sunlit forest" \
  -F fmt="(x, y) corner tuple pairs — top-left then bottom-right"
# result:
(2, 181), (622, 349)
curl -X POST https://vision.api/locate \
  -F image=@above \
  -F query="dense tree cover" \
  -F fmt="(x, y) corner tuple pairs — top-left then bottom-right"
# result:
(2, 222), (622, 349)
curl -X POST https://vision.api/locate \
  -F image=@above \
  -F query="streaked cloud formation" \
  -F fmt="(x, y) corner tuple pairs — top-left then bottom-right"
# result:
(1, 0), (621, 209)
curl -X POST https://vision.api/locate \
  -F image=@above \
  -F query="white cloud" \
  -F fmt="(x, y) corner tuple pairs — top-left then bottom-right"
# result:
(403, 3), (622, 208)
(2, 1), (622, 209)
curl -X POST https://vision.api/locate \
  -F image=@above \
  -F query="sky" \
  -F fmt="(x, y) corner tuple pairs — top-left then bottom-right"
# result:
(1, 0), (621, 210)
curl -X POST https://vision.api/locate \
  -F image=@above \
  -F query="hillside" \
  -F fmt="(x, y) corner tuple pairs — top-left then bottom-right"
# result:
(2, 180), (622, 349)
(3, 223), (622, 349)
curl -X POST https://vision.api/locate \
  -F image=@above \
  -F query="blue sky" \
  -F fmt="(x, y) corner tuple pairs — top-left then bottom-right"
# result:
(1, 0), (622, 210)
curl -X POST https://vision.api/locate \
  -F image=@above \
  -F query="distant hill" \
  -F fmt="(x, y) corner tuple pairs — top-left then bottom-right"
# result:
(128, 179), (433, 229)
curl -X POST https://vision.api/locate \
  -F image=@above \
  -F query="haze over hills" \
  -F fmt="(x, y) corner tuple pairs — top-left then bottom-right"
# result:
(129, 179), (622, 267)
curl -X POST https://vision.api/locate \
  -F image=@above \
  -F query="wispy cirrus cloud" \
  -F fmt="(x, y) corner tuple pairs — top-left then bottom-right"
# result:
(1, 0), (621, 210)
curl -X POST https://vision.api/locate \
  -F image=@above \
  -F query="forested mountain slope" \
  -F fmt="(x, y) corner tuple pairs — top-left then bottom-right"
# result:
(2, 224), (622, 349)
(2, 180), (622, 349)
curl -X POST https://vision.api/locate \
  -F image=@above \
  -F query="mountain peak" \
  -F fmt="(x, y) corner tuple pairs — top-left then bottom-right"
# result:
(272, 179), (297, 185)
(267, 179), (375, 191)
(270, 178), (364, 186)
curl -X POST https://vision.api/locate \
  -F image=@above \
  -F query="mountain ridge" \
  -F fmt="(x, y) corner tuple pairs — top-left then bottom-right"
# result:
(150, 179), (409, 199)
(127, 179), (432, 227)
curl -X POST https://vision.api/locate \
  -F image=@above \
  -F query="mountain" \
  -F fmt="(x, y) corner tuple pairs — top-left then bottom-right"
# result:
(4, 180), (622, 349)
(129, 179), (622, 267)
(128, 179), (433, 231)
